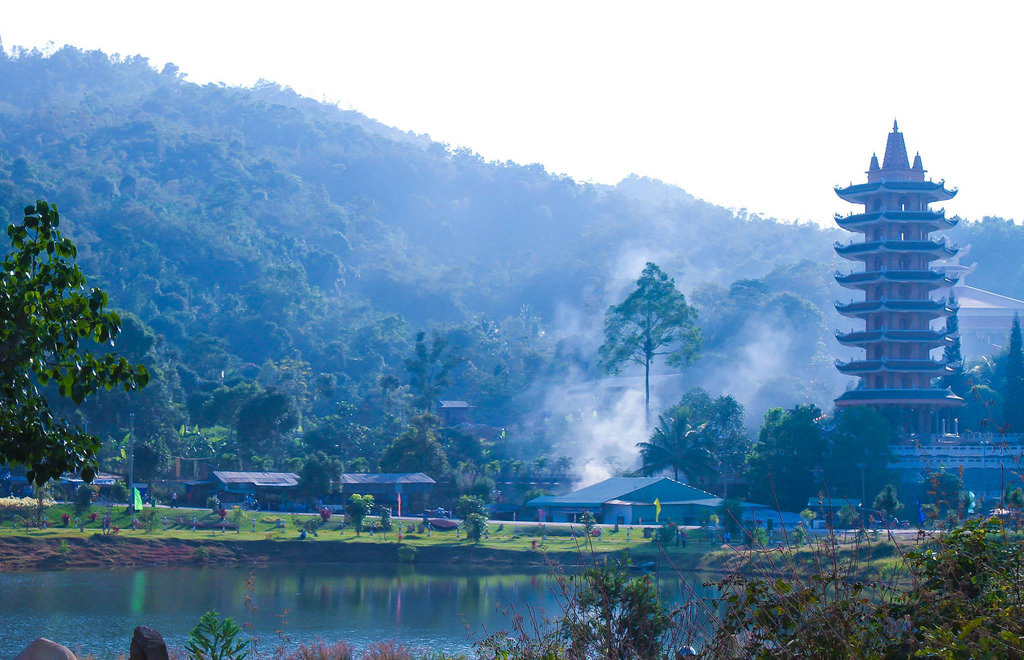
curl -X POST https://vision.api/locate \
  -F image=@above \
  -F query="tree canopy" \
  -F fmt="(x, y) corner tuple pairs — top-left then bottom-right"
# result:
(821, 406), (895, 504)
(599, 262), (701, 422)
(636, 407), (712, 485)
(744, 404), (824, 513)
(377, 413), (449, 478)
(4, 47), (1024, 490)
(0, 201), (148, 483)
(1004, 314), (1024, 432)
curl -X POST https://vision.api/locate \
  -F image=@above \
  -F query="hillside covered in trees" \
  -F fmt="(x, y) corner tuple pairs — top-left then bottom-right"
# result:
(1, 46), (1022, 490)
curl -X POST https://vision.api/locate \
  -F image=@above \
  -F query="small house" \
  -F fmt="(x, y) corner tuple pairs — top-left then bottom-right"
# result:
(438, 400), (474, 426)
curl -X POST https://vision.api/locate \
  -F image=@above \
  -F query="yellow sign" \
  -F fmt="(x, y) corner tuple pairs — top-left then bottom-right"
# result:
(654, 498), (662, 522)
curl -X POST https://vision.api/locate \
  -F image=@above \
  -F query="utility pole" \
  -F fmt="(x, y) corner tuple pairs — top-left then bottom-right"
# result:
(128, 412), (135, 514)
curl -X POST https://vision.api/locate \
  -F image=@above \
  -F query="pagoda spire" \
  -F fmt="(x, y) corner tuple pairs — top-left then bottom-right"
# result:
(882, 120), (910, 170)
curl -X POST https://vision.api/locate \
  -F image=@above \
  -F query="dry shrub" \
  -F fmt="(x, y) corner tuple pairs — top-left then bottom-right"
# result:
(286, 637), (356, 660)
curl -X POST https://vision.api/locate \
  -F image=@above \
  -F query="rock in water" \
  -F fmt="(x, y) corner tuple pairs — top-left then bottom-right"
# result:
(129, 627), (169, 660)
(13, 639), (77, 660)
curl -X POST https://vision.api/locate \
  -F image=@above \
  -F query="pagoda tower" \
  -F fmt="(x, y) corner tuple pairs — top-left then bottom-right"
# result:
(833, 121), (963, 434)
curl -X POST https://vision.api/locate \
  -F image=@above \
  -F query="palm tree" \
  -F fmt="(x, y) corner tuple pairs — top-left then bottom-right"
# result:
(636, 408), (714, 485)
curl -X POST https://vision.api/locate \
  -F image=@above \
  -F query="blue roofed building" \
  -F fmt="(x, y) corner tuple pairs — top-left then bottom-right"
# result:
(526, 476), (718, 525)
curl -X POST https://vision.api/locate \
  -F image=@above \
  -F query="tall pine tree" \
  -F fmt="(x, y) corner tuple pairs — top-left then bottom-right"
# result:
(1004, 313), (1024, 432)
(942, 292), (965, 395)
(599, 263), (702, 425)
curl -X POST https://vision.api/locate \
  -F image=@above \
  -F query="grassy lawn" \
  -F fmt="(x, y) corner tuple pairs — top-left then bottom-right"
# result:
(0, 503), (717, 560)
(0, 503), (933, 581)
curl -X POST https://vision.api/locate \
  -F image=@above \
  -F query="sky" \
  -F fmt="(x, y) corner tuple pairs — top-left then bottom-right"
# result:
(1, 1), (1023, 224)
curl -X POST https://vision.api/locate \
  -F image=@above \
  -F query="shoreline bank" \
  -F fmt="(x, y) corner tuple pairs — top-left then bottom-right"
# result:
(0, 534), (666, 572)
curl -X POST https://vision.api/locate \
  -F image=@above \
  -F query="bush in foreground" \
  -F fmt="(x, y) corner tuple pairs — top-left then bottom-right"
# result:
(707, 517), (1024, 657)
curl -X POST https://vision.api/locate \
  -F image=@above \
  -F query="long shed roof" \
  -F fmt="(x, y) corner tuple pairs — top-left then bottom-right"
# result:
(337, 472), (435, 485)
(213, 471), (299, 487)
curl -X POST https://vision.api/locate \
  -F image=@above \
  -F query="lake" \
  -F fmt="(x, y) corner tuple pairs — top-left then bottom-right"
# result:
(0, 563), (717, 657)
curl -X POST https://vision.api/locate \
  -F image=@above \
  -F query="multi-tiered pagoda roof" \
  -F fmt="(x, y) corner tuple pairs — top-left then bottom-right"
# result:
(834, 210), (958, 233)
(833, 121), (964, 430)
(834, 237), (958, 261)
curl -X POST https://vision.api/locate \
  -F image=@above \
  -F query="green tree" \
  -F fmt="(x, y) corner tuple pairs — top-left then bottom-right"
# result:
(404, 331), (461, 412)
(636, 407), (713, 484)
(1004, 483), (1024, 510)
(376, 503), (393, 531)
(73, 484), (96, 516)
(1004, 313), (1024, 431)
(345, 493), (374, 535)
(111, 480), (128, 503)
(234, 388), (298, 464)
(198, 381), (260, 428)
(561, 561), (673, 658)
(677, 388), (750, 496)
(960, 383), (1001, 433)
(455, 494), (488, 519)
(836, 504), (859, 529)
(873, 483), (904, 519)
(185, 610), (246, 660)
(717, 498), (744, 538)
(923, 468), (963, 519)
(378, 413), (450, 478)
(598, 262), (702, 423)
(941, 292), (966, 395)
(822, 407), (895, 504)
(580, 510), (597, 535)
(298, 450), (342, 502)
(0, 201), (149, 484)
(478, 558), (675, 658)
(345, 456), (370, 473)
(464, 512), (487, 542)
(378, 372), (401, 414)
(745, 405), (824, 513)
(132, 437), (172, 483)
(303, 402), (385, 464)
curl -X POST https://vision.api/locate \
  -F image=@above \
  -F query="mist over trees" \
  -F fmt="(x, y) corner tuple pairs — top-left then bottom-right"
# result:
(3, 46), (1024, 499)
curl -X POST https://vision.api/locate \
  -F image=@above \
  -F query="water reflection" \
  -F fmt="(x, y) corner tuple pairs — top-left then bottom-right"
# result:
(0, 564), (716, 657)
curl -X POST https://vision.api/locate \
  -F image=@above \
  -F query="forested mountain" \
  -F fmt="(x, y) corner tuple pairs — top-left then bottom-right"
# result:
(1, 46), (1021, 482)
